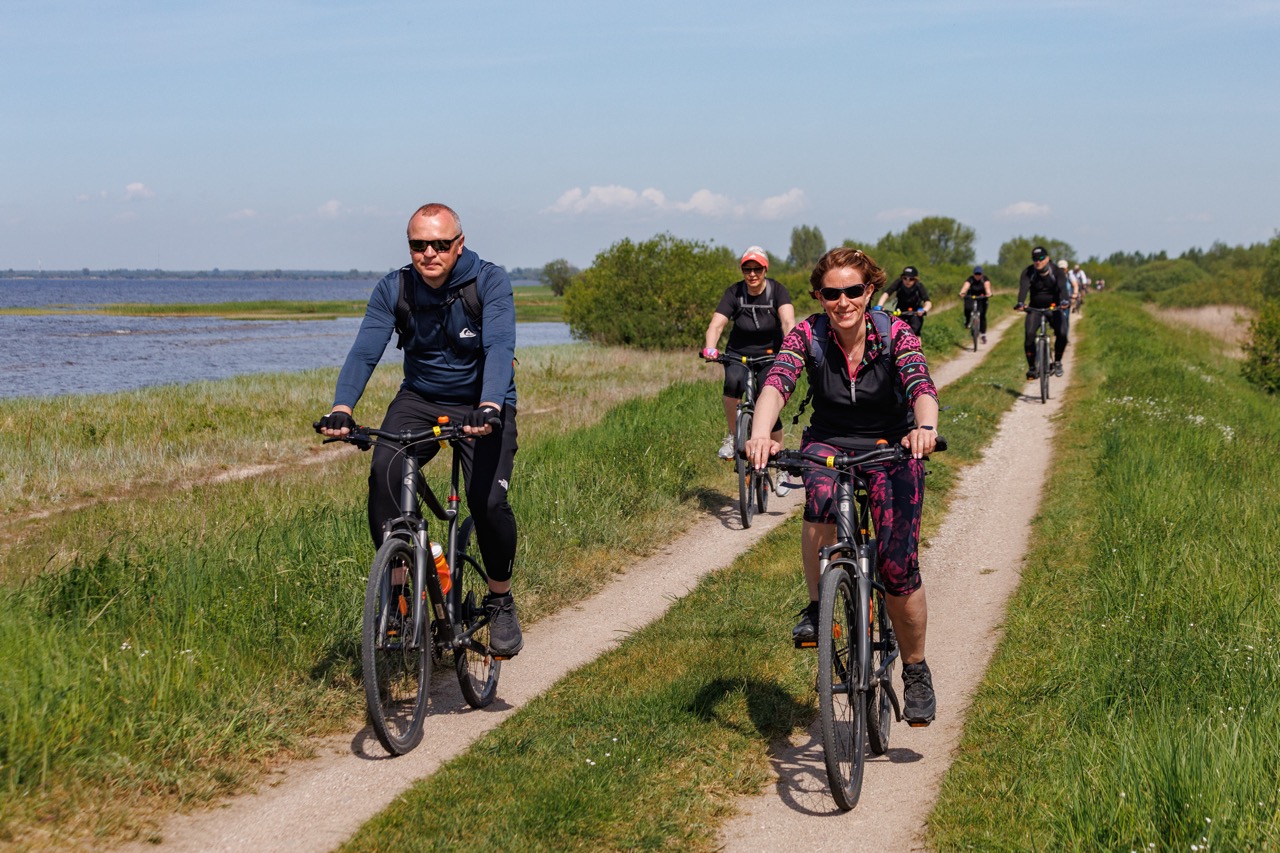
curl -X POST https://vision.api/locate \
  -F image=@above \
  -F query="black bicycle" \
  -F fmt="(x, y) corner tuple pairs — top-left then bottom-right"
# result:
(316, 418), (501, 755)
(963, 294), (988, 352)
(707, 351), (778, 528)
(1026, 305), (1060, 404)
(768, 437), (946, 810)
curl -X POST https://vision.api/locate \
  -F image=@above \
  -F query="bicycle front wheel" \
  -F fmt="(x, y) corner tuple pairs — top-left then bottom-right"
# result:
(452, 517), (500, 708)
(755, 468), (770, 514)
(970, 312), (980, 351)
(866, 549), (894, 755)
(735, 411), (755, 528)
(363, 536), (431, 755)
(1037, 335), (1051, 403)
(818, 565), (868, 810)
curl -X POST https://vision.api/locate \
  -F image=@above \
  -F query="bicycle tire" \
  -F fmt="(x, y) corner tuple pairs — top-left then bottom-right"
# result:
(1038, 334), (1050, 403)
(363, 536), (431, 755)
(755, 468), (770, 514)
(735, 410), (755, 528)
(818, 565), (867, 811)
(865, 548), (894, 755)
(452, 517), (501, 708)
(969, 309), (980, 352)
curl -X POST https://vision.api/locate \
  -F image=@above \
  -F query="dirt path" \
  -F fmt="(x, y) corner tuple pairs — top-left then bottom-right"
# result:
(116, 315), (1022, 853)
(720, 316), (1074, 852)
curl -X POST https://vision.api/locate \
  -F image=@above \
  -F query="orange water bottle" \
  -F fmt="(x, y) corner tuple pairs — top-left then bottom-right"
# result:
(430, 541), (451, 594)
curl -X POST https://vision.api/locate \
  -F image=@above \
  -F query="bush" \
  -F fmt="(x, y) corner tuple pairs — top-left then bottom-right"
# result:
(1242, 300), (1280, 394)
(563, 234), (736, 349)
(1262, 236), (1280, 301)
(1115, 258), (1208, 295)
(542, 258), (578, 297)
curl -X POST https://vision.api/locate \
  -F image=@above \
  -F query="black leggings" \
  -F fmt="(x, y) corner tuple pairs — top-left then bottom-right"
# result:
(368, 389), (519, 583)
(1024, 310), (1068, 367)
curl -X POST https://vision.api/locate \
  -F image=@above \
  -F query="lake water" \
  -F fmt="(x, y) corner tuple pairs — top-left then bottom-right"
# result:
(0, 278), (573, 399)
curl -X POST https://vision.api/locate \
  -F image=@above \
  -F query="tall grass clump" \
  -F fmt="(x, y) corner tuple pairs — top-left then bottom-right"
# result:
(930, 293), (1280, 850)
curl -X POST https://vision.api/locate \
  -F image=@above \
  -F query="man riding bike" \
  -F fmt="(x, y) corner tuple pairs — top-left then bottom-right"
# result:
(876, 265), (932, 337)
(959, 265), (992, 343)
(1016, 246), (1071, 379)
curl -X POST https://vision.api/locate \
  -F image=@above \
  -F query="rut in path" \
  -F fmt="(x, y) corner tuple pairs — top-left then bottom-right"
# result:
(115, 315), (1023, 853)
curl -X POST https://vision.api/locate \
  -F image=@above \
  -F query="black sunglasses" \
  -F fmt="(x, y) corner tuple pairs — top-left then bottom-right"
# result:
(817, 283), (868, 301)
(408, 234), (462, 254)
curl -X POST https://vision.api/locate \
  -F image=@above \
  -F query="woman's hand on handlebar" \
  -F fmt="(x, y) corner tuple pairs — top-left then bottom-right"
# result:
(744, 435), (780, 471)
(901, 426), (938, 460)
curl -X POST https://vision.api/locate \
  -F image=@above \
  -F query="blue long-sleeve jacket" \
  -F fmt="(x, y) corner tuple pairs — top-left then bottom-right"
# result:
(333, 248), (518, 410)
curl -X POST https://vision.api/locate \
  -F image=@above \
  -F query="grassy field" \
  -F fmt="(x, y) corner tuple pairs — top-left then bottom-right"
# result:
(0, 284), (565, 323)
(928, 294), (1280, 849)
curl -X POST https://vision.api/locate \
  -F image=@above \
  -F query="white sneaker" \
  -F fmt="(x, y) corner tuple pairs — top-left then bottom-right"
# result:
(717, 435), (735, 460)
(775, 480), (791, 497)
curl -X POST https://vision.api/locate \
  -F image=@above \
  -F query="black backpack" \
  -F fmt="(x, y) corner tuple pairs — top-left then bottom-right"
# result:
(393, 266), (483, 351)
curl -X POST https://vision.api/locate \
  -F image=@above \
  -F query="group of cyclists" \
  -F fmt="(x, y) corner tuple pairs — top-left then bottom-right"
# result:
(315, 202), (1083, 735)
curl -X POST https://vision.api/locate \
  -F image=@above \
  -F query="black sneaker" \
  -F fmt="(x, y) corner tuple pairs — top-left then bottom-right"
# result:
(902, 660), (936, 725)
(484, 592), (524, 657)
(1025, 368), (1038, 381)
(792, 601), (820, 646)
(1052, 361), (1064, 377)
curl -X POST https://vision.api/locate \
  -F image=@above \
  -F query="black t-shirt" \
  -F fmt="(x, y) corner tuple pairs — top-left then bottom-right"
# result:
(964, 275), (990, 296)
(714, 278), (793, 356)
(883, 277), (930, 311)
(1018, 265), (1067, 309)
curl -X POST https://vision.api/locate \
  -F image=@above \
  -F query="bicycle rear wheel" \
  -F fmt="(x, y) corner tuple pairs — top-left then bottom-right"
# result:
(818, 565), (868, 810)
(451, 517), (500, 708)
(969, 309), (980, 351)
(755, 468), (770, 514)
(865, 548), (894, 755)
(735, 411), (755, 528)
(1037, 334), (1050, 403)
(363, 536), (431, 755)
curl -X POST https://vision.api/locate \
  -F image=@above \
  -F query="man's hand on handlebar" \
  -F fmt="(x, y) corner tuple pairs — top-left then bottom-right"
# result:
(902, 426), (939, 460)
(317, 409), (355, 437)
(462, 404), (502, 437)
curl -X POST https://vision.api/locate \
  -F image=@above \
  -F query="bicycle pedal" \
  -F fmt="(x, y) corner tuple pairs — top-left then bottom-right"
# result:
(907, 720), (932, 728)
(492, 654), (514, 661)
(794, 639), (817, 649)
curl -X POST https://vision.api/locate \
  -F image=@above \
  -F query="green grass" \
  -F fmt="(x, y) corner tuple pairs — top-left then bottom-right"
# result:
(0, 285), (564, 322)
(929, 293), (1280, 850)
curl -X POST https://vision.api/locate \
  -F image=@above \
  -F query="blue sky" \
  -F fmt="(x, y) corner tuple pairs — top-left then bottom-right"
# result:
(3, 0), (1278, 272)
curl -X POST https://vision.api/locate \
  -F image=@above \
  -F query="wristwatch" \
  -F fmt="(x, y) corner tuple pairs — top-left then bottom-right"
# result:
(919, 425), (935, 431)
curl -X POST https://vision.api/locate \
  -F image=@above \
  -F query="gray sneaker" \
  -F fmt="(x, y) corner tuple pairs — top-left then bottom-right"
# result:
(1052, 361), (1064, 377)
(774, 479), (791, 498)
(902, 660), (936, 725)
(717, 435), (735, 460)
(484, 592), (524, 658)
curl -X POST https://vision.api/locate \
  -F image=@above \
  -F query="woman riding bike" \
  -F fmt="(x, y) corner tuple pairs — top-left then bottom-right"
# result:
(959, 265), (992, 343)
(702, 246), (796, 467)
(745, 247), (942, 725)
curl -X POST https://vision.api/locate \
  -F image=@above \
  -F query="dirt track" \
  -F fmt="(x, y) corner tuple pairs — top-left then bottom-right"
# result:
(118, 313), (1050, 852)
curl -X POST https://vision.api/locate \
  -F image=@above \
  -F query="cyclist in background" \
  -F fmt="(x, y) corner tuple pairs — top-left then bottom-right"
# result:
(745, 246), (942, 725)
(1070, 263), (1090, 311)
(876, 265), (932, 336)
(317, 202), (524, 658)
(702, 246), (795, 477)
(1016, 246), (1071, 379)
(959, 265), (992, 344)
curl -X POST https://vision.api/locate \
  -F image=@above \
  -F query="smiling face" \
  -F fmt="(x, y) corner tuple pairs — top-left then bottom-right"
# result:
(814, 266), (873, 339)
(408, 210), (465, 287)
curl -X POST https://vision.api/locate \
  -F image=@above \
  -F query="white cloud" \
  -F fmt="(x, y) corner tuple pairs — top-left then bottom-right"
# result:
(123, 182), (155, 201)
(76, 190), (108, 203)
(997, 201), (1051, 218)
(228, 208), (258, 220)
(875, 207), (934, 222)
(317, 199), (343, 218)
(545, 185), (807, 220)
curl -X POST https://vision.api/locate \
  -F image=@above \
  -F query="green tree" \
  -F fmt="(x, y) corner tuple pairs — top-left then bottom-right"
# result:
(789, 225), (826, 267)
(997, 236), (1076, 271)
(1261, 235), (1280, 301)
(1242, 301), (1280, 394)
(563, 234), (735, 349)
(876, 217), (976, 267)
(542, 258), (578, 296)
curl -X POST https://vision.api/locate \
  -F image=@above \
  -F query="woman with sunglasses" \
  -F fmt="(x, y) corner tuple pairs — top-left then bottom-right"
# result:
(744, 246), (941, 724)
(701, 246), (796, 465)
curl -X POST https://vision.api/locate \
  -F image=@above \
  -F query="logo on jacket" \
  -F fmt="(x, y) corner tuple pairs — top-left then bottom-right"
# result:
(459, 328), (477, 338)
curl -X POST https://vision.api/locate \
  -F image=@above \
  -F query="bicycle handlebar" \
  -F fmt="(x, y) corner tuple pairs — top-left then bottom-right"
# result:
(767, 436), (948, 475)
(703, 351), (777, 368)
(312, 419), (475, 450)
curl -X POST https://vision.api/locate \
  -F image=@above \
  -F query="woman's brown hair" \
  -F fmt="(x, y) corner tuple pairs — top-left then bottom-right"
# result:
(808, 247), (886, 293)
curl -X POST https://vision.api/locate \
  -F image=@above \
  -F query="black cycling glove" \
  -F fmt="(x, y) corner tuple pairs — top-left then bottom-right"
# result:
(317, 411), (356, 433)
(463, 405), (502, 430)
